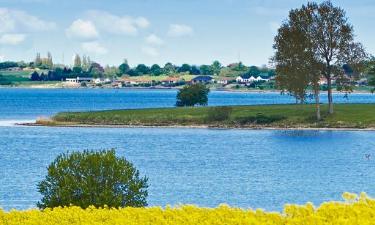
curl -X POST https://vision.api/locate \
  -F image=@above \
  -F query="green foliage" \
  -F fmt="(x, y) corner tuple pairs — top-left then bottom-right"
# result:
(37, 149), (148, 209)
(247, 66), (261, 77)
(150, 64), (162, 76)
(176, 84), (210, 107)
(210, 61), (222, 75)
(0, 74), (12, 85)
(178, 64), (192, 73)
(30, 71), (40, 81)
(206, 106), (232, 122)
(0, 61), (18, 70)
(119, 63), (130, 74)
(135, 64), (150, 75)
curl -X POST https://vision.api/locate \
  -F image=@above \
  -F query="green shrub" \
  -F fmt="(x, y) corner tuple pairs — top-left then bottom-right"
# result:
(206, 106), (232, 122)
(235, 113), (285, 125)
(37, 149), (148, 209)
(176, 84), (210, 107)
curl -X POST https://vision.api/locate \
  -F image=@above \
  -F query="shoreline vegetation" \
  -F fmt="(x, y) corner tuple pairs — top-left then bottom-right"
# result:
(32, 104), (375, 130)
(0, 193), (374, 224)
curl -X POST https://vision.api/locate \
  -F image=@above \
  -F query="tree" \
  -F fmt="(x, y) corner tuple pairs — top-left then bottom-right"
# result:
(34, 53), (42, 68)
(119, 61), (130, 75)
(135, 64), (150, 75)
(304, 1), (366, 114)
(89, 62), (104, 78)
(367, 59), (375, 92)
(163, 62), (176, 74)
(37, 149), (148, 209)
(273, 1), (367, 115)
(190, 65), (201, 75)
(150, 64), (162, 76)
(178, 64), (192, 73)
(104, 65), (120, 78)
(273, 16), (322, 120)
(73, 54), (82, 68)
(176, 83), (210, 107)
(82, 55), (91, 71)
(247, 66), (261, 77)
(200, 65), (212, 75)
(210, 60), (222, 75)
(46, 52), (53, 69)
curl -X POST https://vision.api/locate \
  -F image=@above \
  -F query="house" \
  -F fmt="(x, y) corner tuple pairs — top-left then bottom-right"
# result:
(191, 75), (213, 84)
(93, 78), (112, 84)
(120, 77), (139, 85)
(161, 77), (180, 85)
(65, 77), (93, 83)
(217, 77), (235, 85)
(236, 75), (269, 84)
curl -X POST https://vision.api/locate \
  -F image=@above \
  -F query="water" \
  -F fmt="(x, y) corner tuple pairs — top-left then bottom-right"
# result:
(0, 88), (374, 211)
(0, 88), (374, 120)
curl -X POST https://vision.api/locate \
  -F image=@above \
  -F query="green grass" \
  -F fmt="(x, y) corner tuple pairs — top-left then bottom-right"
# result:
(43, 104), (375, 129)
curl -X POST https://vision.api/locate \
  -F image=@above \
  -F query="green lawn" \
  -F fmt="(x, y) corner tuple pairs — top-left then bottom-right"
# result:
(41, 104), (375, 129)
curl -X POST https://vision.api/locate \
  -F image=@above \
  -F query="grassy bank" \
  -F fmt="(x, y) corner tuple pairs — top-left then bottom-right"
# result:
(37, 104), (375, 129)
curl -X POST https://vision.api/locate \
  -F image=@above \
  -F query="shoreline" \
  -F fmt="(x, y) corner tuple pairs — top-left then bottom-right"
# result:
(0, 85), (373, 94)
(19, 122), (375, 131)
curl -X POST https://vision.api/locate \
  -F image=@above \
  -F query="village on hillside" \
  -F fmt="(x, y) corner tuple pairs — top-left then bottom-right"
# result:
(0, 52), (373, 91)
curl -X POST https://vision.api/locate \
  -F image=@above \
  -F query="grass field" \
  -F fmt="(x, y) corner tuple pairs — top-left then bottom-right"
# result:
(39, 104), (375, 129)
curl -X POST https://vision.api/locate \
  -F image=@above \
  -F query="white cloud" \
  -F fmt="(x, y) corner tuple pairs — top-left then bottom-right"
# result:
(0, 8), (56, 33)
(85, 10), (150, 36)
(66, 19), (99, 41)
(167, 24), (193, 37)
(81, 41), (108, 55)
(141, 46), (159, 57)
(145, 34), (163, 45)
(0, 33), (26, 45)
(135, 17), (150, 29)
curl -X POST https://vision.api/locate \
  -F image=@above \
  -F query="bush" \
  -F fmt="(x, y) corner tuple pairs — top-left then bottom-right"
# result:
(37, 149), (148, 209)
(235, 113), (285, 125)
(176, 83), (210, 107)
(206, 106), (232, 122)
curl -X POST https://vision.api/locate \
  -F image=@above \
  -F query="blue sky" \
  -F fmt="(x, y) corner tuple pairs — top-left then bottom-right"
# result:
(0, 0), (374, 67)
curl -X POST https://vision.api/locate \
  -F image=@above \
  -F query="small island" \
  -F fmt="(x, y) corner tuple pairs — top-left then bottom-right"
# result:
(34, 104), (375, 130)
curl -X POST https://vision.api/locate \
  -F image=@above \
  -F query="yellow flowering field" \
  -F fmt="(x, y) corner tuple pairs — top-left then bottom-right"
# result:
(1, 193), (374, 225)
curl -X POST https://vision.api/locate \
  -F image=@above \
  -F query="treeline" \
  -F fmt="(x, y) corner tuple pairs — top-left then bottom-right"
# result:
(2, 53), (277, 83)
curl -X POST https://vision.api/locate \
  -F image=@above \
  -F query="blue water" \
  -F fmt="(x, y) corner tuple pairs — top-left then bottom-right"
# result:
(0, 88), (374, 120)
(0, 88), (375, 211)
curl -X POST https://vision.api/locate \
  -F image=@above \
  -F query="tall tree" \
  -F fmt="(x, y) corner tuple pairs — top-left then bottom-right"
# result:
(210, 60), (222, 75)
(274, 17), (322, 120)
(306, 1), (366, 114)
(47, 52), (53, 69)
(34, 53), (42, 68)
(119, 59), (130, 75)
(73, 54), (82, 68)
(274, 1), (367, 116)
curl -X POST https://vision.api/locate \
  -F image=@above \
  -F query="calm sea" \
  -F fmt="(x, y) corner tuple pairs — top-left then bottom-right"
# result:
(0, 88), (374, 211)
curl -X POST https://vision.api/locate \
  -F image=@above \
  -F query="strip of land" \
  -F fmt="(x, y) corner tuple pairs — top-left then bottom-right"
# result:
(32, 104), (375, 130)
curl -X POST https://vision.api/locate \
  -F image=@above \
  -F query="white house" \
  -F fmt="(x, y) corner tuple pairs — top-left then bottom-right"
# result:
(65, 77), (93, 83)
(236, 75), (269, 83)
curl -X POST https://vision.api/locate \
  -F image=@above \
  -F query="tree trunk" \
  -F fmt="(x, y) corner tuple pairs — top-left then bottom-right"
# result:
(327, 77), (334, 114)
(314, 87), (321, 121)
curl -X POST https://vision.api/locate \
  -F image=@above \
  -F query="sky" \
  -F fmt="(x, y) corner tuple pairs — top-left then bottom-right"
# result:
(0, 0), (374, 67)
